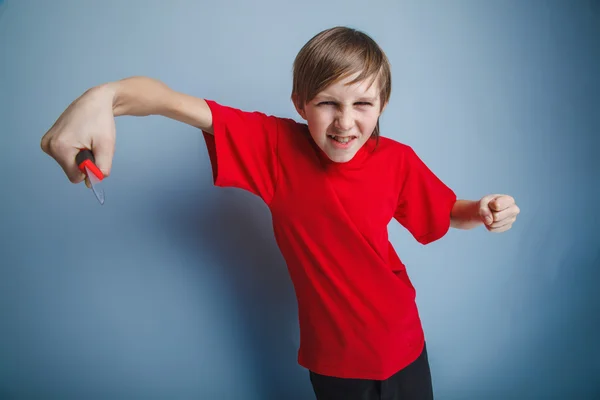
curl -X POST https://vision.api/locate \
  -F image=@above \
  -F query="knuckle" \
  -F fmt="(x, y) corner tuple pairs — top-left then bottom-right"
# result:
(46, 136), (62, 154)
(40, 136), (49, 153)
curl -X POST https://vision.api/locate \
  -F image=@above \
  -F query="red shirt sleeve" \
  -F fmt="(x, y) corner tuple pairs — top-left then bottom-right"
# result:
(201, 100), (280, 204)
(394, 146), (457, 244)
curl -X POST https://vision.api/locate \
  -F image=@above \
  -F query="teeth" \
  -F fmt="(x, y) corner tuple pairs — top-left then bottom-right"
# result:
(328, 135), (354, 143)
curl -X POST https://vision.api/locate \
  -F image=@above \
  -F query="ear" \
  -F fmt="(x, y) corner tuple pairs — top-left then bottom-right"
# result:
(292, 93), (307, 120)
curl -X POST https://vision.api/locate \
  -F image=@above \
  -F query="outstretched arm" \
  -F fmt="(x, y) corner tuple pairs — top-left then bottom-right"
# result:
(450, 195), (520, 232)
(112, 76), (213, 131)
(41, 76), (213, 185)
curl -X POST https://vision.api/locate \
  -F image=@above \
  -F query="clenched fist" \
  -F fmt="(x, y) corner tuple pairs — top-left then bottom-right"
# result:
(40, 85), (117, 187)
(479, 195), (520, 233)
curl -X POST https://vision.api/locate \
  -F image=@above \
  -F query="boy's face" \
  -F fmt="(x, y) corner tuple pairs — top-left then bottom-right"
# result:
(295, 72), (385, 163)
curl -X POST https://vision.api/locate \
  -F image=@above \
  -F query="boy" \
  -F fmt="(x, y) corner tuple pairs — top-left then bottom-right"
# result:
(41, 26), (520, 399)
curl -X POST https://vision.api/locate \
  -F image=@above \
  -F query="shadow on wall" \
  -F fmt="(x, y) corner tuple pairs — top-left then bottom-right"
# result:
(148, 172), (311, 400)
(493, 216), (600, 399)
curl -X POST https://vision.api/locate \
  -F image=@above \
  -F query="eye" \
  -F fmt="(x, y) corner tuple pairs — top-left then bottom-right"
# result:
(354, 102), (373, 107)
(317, 101), (336, 106)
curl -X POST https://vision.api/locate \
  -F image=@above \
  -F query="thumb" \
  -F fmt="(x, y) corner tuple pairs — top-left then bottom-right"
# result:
(479, 194), (496, 225)
(91, 136), (116, 178)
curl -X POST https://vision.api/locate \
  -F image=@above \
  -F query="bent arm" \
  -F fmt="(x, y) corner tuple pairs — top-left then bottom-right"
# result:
(108, 76), (214, 134)
(41, 75), (215, 184)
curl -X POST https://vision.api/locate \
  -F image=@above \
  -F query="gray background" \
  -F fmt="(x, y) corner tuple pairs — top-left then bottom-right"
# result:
(1, 0), (599, 398)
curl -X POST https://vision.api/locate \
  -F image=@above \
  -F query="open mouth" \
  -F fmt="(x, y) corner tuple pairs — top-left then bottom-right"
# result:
(327, 135), (357, 145)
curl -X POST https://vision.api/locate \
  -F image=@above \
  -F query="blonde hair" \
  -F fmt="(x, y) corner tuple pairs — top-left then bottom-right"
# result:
(292, 26), (392, 139)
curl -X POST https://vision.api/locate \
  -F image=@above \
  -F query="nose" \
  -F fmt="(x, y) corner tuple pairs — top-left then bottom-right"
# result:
(335, 108), (354, 132)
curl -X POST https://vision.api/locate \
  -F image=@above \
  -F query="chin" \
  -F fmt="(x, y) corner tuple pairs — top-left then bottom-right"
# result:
(325, 149), (358, 163)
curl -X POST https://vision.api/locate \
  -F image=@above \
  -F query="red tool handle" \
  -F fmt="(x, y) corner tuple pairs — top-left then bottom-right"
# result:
(76, 149), (104, 181)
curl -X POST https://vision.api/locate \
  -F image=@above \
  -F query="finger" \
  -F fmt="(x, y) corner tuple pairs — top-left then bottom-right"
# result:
(91, 136), (116, 178)
(479, 194), (496, 225)
(490, 195), (514, 212)
(488, 222), (514, 233)
(487, 216), (516, 229)
(65, 148), (88, 184)
(85, 176), (91, 188)
(492, 205), (520, 222)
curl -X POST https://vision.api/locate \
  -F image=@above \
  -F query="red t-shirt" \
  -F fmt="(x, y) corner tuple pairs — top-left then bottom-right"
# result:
(202, 100), (457, 380)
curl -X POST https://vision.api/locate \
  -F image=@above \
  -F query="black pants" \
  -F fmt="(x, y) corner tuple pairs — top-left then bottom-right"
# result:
(309, 343), (433, 400)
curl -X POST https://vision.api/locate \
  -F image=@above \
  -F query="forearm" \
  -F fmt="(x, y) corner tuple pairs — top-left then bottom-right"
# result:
(450, 199), (483, 230)
(98, 76), (214, 133)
